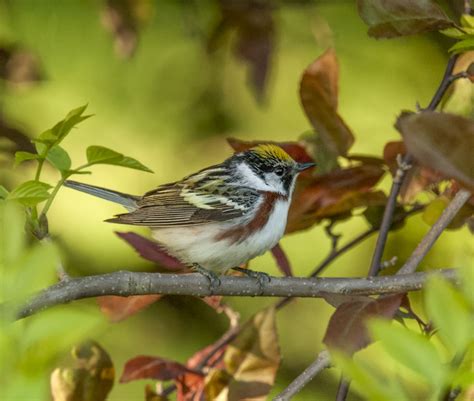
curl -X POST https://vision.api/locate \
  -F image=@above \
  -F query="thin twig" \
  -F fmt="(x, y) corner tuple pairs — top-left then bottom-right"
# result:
(335, 378), (351, 401)
(368, 53), (461, 278)
(272, 350), (331, 401)
(398, 189), (471, 275)
(13, 269), (457, 319)
(274, 189), (470, 400)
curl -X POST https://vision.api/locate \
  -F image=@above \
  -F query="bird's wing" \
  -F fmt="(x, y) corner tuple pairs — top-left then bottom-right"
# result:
(106, 166), (260, 227)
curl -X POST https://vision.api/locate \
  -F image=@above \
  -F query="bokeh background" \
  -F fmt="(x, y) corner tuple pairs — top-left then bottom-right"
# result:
(1, 1), (472, 400)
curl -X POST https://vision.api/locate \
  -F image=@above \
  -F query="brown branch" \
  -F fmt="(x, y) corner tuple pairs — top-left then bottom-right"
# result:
(13, 269), (457, 320)
(368, 53), (462, 278)
(398, 189), (471, 275)
(274, 188), (471, 400)
(272, 350), (331, 401)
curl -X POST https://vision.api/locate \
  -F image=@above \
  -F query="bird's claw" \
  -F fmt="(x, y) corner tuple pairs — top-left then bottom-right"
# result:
(192, 264), (221, 294)
(232, 267), (271, 295)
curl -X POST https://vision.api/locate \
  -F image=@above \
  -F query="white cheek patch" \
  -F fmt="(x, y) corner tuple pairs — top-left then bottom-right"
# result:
(236, 162), (273, 192)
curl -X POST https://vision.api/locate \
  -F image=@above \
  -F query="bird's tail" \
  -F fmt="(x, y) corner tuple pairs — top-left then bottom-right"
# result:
(64, 180), (140, 211)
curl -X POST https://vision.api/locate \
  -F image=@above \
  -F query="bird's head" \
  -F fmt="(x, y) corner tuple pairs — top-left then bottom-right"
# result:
(231, 144), (315, 196)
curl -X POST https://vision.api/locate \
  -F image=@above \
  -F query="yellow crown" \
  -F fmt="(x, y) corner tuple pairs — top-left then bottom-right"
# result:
(250, 144), (293, 162)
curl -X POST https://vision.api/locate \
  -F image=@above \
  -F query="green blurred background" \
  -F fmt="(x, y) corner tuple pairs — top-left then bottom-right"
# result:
(1, 1), (472, 400)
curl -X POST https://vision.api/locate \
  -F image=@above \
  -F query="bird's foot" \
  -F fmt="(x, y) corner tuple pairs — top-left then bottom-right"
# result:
(232, 267), (271, 295)
(192, 264), (221, 294)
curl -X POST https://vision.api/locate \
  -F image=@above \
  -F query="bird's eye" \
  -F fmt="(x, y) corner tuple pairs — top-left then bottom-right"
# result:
(274, 167), (285, 176)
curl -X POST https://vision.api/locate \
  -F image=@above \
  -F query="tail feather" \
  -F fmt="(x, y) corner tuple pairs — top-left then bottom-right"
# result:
(64, 180), (139, 211)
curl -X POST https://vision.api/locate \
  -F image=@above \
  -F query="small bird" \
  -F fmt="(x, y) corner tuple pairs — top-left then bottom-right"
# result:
(65, 144), (314, 289)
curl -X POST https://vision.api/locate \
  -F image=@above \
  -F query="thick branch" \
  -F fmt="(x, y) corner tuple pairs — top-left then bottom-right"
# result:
(14, 269), (457, 319)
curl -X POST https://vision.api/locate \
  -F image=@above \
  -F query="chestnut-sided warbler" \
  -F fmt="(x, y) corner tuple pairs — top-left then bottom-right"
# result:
(65, 144), (314, 288)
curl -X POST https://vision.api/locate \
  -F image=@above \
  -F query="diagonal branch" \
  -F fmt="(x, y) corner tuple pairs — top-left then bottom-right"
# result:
(367, 54), (461, 277)
(273, 188), (471, 401)
(13, 269), (457, 320)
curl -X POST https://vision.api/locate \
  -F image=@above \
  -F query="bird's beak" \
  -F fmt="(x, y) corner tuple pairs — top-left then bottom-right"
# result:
(295, 162), (316, 172)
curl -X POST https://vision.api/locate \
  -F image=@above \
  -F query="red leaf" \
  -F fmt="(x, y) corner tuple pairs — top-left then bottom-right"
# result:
(120, 356), (203, 383)
(286, 164), (385, 233)
(300, 48), (354, 156)
(270, 243), (293, 276)
(97, 295), (161, 322)
(323, 293), (405, 355)
(116, 232), (184, 270)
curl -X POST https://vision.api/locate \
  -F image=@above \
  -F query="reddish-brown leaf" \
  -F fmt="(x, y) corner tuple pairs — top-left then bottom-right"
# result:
(286, 164), (386, 233)
(323, 293), (405, 355)
(97, 294), (161, 322)
(357, 0), (454, 38)
(208, 0), (275, 102)
(116, 232), (184, 270)
(300, 49), (354, 156)
(383, 140), (442, 202)
(396, 112), (474, 191)
(120, 356), (203, 383)
(270, 243), (293, 276)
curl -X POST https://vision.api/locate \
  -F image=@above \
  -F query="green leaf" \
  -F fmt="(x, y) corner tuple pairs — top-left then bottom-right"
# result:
(331, 351), (412, 401)
(449, 37), (474, 54)
(424, 275), (473, 353)
(461, 14), (474, 29)
(8, 180), (52, 206)
(14, 151), (40, 166)
(86, 146), (153, 173)
(0, 185), (9, 199)
(36, 105), (91, 152)
(459, 266), (474, 308)
(46, 145), (71, 172)
(0, 201), (25, 269)
(440, 27), (472, 39)
(369, 320), (446, 387)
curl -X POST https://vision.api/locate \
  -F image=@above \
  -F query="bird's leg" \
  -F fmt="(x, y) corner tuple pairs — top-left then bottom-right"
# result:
(192, 263), (221, 294)
(232, 267), (271, 295)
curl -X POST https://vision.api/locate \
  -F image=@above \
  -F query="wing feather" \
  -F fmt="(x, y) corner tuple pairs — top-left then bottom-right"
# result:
(106, 165), (260, 227)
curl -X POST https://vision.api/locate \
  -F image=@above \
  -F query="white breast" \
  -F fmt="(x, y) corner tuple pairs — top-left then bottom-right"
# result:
(151, 199), (290, 273)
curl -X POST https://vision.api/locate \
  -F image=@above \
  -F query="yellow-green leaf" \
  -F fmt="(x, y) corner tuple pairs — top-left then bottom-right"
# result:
(86, 145), (153, 173)
(8, 180), (51, 206)
(424, 275), (473, 353)
(369, 320), (446, 386)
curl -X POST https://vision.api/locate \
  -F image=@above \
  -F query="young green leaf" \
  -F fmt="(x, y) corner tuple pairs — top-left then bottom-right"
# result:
(36, 105), (91, 152)
(369, 320), (446, 387)
(46, 145), (71, 172)
(86, 145), (153, 173)
(424, 275), (472, 353)
(14, 151), (40, 166)
(0, 185), (8, 199)
(449, 37), (474, 54)
(7, 180), (52, 206)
